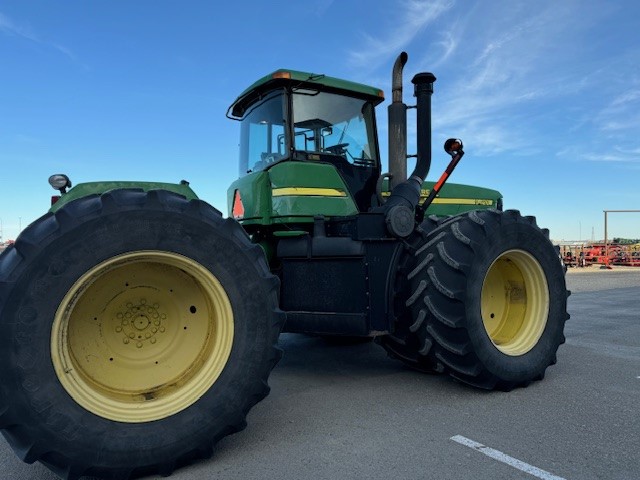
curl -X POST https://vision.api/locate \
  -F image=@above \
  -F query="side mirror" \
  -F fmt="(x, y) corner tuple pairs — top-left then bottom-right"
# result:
(444, 138), (463, 156)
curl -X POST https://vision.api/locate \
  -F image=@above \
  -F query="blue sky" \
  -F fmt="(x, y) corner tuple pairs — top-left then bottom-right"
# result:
(1, 0), (639, 242)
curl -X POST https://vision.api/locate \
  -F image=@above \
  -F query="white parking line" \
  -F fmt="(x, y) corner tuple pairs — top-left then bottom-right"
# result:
(451, 435), (566, 480)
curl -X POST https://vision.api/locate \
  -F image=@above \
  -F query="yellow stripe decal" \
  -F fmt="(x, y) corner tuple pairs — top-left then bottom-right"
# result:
(272, 187), (347, 197)
(429, 198), (494, 206)
(380, 192), (493, 206)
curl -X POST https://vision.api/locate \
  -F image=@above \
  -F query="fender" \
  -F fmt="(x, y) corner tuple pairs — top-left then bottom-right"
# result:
(49, 180), (199, 212)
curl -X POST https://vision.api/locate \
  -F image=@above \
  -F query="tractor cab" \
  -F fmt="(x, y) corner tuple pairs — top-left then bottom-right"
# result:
(228, 70), (385, 213)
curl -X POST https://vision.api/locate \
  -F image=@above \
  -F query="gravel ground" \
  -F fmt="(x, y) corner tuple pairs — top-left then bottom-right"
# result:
(565, 265), (640, 293)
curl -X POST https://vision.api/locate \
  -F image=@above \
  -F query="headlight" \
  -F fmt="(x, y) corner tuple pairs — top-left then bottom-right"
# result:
(48, 174), (72, 193)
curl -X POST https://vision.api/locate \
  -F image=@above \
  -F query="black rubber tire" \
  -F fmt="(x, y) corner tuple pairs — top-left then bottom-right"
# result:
(378, 215), (448, 373)
(382, 209), (569, 390)
(0, 189), (285, 479)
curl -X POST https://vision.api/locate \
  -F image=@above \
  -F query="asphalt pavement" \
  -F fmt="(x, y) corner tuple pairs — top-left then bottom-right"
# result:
(1, 267), (639, 480)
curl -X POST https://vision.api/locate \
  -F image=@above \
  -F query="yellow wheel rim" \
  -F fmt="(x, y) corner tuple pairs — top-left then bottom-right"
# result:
(51, 251), (234, 423)
(480, 249), (549, 356)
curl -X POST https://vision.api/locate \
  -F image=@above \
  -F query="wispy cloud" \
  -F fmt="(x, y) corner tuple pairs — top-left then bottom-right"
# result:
(428, 29), (458, 68)
(580, 152), (640, 163)
(434, 1), (640, 174)
(313, 0), (335, 17)
(596, 86), (640, 134)
(0, 11), (77, 61)
(352, 1), (598, 157)
(348, 0), (454, 70)
(610, 89), (640, 106)
(558, 146), (640, 164)
(0, 12), (38, 41)
(425, 3), (611, 157)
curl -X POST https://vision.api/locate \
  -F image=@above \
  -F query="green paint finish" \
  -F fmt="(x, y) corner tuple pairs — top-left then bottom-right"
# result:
(273, 230), (308, 237)
(227, 171), (272, 222)
(271, 197), (356, 221)
(230, 69), (384, 118)
(226, 162), (359, 226)
(49, 181), (198, 213)
(269, 162), (358, 219)
(382, 179), (502, 216)
(226, 160), (501, 227)
(268, 162), (349, 191)
(267, 216), (318, 225)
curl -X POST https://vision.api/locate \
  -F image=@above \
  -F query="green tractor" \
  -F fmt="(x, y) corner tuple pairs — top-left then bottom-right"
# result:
(0, 53), (568, 479)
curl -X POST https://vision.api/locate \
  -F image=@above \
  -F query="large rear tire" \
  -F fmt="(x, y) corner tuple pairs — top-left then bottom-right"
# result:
(0, 189), (284, 479)
(382, 209), (568, 390)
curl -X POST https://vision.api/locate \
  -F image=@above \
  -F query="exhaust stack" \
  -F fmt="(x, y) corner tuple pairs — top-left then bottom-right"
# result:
(383, 53), (436, 238)
(388, 52), (408, 189)
(410, 72), (436, 181)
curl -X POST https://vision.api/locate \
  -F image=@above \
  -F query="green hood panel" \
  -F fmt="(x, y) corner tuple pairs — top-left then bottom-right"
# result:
(227, 172), (272, 222)
(227, 163), (502, 225)
(269, 162), (358, 220)
(227, 162), (358, 225)
(50, 181), (199, 213)
(382, 180), (502, 216)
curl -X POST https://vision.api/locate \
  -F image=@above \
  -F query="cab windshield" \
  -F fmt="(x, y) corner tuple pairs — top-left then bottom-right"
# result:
(238, 89), (379, 175)
(292, 91), (378, 166)
(239, 91), (286, 175)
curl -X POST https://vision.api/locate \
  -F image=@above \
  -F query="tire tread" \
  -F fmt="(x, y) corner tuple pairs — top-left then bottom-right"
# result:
(0, 188), (285, 479)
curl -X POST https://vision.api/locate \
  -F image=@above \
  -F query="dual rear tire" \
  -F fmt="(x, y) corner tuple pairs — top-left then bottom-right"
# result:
(381, 209), (569, 390)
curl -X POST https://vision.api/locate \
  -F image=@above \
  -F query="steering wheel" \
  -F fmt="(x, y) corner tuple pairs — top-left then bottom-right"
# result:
(323, 143), (349, 155)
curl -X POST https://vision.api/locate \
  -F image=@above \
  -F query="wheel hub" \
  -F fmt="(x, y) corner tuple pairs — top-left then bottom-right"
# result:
(480, 249), (549, 356)
(115, 299), (165, 348)
(51, 251), (234, 422)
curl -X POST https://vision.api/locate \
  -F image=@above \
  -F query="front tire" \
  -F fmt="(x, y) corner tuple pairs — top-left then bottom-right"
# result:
(0, 189), (284, 479)
(384, 209), (568, 390)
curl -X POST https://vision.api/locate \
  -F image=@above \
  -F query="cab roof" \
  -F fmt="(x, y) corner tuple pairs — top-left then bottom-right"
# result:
(228, 69), (385, 119)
